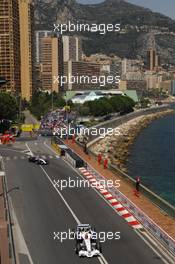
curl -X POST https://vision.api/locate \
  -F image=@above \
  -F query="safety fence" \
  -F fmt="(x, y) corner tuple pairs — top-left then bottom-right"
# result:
(51, 138), (175, 256)
(0, 157), (16, 264)
(85, 162), (175, 256)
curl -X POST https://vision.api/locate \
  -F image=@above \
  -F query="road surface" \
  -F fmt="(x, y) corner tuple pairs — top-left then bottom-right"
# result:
(0, 138), (169, 264)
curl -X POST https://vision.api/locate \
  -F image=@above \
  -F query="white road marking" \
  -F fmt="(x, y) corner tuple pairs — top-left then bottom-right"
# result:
(2, 158), (34, 264)
(62, 157), (175, 264)
(41, 141), (175, 262)
(0, 148), (24, 154)
(10, 198), (34, 264)
(40, 165), (81, 224)
(25, 143), (33, 156)
(27, 142), (109, 264)
(136, 230), (174, 264)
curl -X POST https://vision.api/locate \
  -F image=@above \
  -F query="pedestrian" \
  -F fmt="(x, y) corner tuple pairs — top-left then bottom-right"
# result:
(84, 143), (87, 154)
(103, 158), (108, 169)
(98, 153), (102, 165)
(136, 176), (140, 193)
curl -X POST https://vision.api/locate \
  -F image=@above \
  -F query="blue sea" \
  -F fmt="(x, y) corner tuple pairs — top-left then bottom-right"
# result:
(127, 110), (175, 207)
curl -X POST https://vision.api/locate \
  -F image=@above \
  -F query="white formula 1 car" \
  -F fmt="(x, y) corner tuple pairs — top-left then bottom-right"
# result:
(28, 156), (49, 165)
(74, 224), (102, 258)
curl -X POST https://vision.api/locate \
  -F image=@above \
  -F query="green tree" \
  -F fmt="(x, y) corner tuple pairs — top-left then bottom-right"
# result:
(29, 91), (65, 119)
(0, 93), (18, 121)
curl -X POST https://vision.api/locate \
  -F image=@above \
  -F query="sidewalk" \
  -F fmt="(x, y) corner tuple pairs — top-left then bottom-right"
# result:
(65, 140), (175, 239)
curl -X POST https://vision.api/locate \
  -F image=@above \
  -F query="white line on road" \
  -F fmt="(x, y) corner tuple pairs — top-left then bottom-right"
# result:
(27, 142), (109, 264)
(136, 230), (174, 264)
(40, 165), (81, 224)
(25, 143), (33, 156)
(40, 165), (108, 264)
(2, 158), (34, 264)
(43, 141), (175, 263)
(10, 198), (34, 264)
(0, 148), (24, 154)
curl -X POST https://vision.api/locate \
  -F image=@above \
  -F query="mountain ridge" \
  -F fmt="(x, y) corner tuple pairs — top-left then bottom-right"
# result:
(34, 0), (175, 63)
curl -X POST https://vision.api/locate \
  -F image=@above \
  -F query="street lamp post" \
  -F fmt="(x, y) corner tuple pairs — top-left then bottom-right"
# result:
(0, 156), (20, 264)
(51, 91), (54, 112)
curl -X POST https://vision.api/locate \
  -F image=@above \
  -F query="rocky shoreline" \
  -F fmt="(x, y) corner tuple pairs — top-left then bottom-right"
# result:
(90, 109), (175, 172)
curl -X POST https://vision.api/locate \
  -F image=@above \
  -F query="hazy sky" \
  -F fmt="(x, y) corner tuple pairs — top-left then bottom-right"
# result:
(77, 0), (175, 20)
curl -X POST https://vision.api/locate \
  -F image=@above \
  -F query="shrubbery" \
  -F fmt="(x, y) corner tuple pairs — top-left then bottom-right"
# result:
(82, 95), (135, 117)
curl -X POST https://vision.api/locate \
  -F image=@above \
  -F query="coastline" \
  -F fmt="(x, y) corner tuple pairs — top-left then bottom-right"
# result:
(90, 109), (175, 172)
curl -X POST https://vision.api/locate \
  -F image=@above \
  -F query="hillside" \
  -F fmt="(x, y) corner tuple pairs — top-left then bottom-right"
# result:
(34, 0), (175, 63)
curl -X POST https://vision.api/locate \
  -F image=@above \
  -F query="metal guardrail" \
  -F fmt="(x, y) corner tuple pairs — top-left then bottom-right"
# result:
(110, 164), (175, 218)
(0, 157), (17, 264)
(84, 162), (175, 256)
(63, 142), (175, 256)
(86, 104), (175, 219)
(87, 148), (175, 218)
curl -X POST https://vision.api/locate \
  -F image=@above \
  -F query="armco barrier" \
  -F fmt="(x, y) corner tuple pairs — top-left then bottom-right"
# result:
(65, 149), (85, 168)
(84, 162), (175, 256)
(52, 136), (85, 168)
(88, 148), (175, 219)
(110, 164), (175, 218)
(61, 142), (175, 256)
(0, 156), (16, 263)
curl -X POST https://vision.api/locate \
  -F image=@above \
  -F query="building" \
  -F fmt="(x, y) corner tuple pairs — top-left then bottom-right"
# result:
(35, 30), (55, 63)
(121, 59), (142, 76)
(144, 72), (163, 90)
(40, 36), (63, 92)
(19, 0), (35, 101)
(62, 36), (82, 62)
(160, 80), (171, 94)
(147, 49), (159, 71)
(171, 80), (175, 95)
(63, 61), (101, 90)
(125, 71), (144, 81)
(119, 79), (146, 98)
(0, 0), (21, 93)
